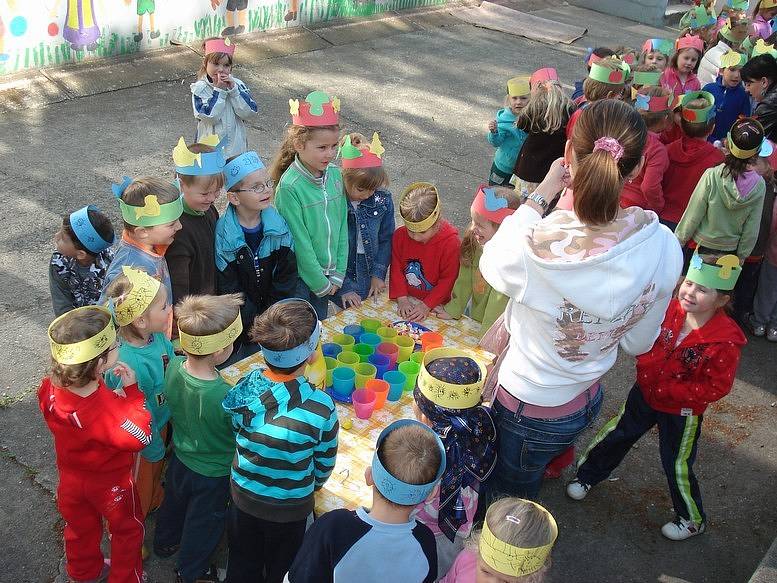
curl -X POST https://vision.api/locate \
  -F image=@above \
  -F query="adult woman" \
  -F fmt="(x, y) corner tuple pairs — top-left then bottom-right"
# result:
(480, 99), (683, 499)
(741, 54), (777, 141)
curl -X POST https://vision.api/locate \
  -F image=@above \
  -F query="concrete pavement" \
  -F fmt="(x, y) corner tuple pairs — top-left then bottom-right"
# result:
(0, 1), (774, 581)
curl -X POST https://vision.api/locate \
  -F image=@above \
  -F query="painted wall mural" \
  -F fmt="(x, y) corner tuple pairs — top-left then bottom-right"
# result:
(0, 0), (445, 75)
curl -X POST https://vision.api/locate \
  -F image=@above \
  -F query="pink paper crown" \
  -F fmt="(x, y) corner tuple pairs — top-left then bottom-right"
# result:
(204, 37), (235, 57)
(675, 34), (704, 54)
(530, 67), (559, 86)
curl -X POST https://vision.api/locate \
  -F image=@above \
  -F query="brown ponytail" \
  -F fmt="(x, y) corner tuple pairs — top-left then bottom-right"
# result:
(571, 99), (647, 225)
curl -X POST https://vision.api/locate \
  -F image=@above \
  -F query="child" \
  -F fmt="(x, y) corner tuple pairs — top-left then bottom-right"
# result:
(270, 90), (347, 320)
(190, 37), (258, 158)
(153, 293), (243, 583)
(699, 13), (752, 85)
(511, 82), (575, 194)
(389, 182), (461, 322)
(572, 47), (615, 104)
(222, 298), (339, 582)
(567, 253), (747, 541)
(661, 35), (704, 96)
(676, 117), (768, 263)
(566, 57), (627, 139)
(441, 497), (558, 582)
(640, 38), (673, 71)
(336, 132), (395, 308)
(751, 0), (777, 40)
(630, 65), (662, 101)
(621, 87), (673, 213)
(751, 170), (777, 339)
(216, 150), (297, 360)
(168, 136), (226, 304)
(660, 91), (725, 230)
(49, 205), (114, 316)
(679, 5), (718, 47)
(703, 51), (752, 142)
(40, 306), (151, 582)
(411, 349), (497, 578)
(102, 177), (183, 314)
(435, 186), (519, 334)
(487, 76), (530, 185)
(287, 419), (445, 583)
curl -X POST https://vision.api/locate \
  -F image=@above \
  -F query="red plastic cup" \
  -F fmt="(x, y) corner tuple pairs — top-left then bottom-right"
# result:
(420, 331), (444, 352)
(352, 389), (376, 419)
(377, 342), (399, 368)
(365, 379), (390, 410)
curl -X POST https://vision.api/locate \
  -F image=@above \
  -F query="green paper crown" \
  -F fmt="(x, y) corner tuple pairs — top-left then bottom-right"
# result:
(681, 91), (716, 123)
(751, 39), (777, 59)
(632, 71), (661, 86)
(741, 36), (754, 57)
(720, 50), (747, 69)
(339, 136), (362, 160)
(588, 59), (627, 85)
(680, 6), (716, 30)
(686, 252), (742, 290)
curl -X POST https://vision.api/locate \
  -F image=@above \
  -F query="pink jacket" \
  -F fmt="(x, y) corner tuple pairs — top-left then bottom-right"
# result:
(620, 131), (669, 213)
(660, 66), (701, 96)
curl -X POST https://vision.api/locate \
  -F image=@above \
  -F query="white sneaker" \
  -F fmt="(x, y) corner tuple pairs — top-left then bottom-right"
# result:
(767, 328), (777, 342)
(566, 478), (591, 500)
(748, 316), (766, 337)
(661, 516), (706, 541)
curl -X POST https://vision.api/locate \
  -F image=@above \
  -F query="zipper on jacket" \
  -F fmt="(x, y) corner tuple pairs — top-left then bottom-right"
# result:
(323, 169), (333, 273)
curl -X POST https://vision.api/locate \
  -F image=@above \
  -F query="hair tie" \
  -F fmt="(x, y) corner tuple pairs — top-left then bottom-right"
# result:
(506, 515), (522, 525)
(593, 136), (625, 162)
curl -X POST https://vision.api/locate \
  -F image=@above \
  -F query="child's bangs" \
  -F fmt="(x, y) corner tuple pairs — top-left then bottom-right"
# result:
(344, 166), (388, 191)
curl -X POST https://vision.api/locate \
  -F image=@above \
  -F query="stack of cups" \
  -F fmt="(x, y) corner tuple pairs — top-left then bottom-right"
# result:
(343, 325), (364, 343)
(361, 318), (382, 334)
(395, 336), (415, 362)
(398, 361), (421, 392)
(331, 367), (356, 400)
(352, 388), (376, 419)
(383, 370), (406, 402)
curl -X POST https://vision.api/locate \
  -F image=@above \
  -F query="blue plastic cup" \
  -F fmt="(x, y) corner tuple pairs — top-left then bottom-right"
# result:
(322, 342), (342, 359)
(368, 353), (391, 379)
(343, 325), (364, 343)
(384, 370), (406, 402)
(332, 367), (356, 399)
(360, 333), (382, 349)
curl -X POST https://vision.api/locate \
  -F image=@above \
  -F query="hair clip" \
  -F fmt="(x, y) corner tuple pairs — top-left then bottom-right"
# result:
(506, 515), (522, 525)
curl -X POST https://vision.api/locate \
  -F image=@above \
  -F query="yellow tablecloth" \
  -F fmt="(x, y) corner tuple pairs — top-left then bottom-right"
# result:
(218, 295), (495, 514)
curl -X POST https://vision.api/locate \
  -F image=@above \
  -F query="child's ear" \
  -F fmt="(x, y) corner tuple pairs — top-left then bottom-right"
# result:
(227, 191), (240, 206)
(74, 249), (91, 263)
(364, 466), (374, 487)
(132, 226), (149, 241)
(293, 138), (306, 154)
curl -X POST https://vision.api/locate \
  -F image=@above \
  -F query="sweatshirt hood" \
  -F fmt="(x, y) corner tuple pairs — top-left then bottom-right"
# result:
(671, 135), (718, 166)
(223, 370), (310, 428)
(496, 108), (517, 125)
(717, 168), (766, 209)
(430, 221), (460, 246)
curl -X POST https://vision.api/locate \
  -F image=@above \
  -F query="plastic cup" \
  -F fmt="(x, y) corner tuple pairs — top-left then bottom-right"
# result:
(332, 367), (356, 399)
(410, 351), (425, 365)
(324, 357), (338, 388)
(343, 325), (364, 343)
(336, 351), (360, 371)
(332, 333), (356, 352)
(421, 331), (444, 352)
(322, 343), (342, 359)
(377, 342), (399, 368)
(384, 370), (406, 401)
(377, 326), (398, 343)
(366, 379), (390, 410)
(360, 333), (382, 349)
(352, 389), (376, 419)
(361, 318), (382, 334)
(368, 353), (391, 379)
(353, 343), (374, 363)
(354, 362), (377, 389)
(395, 335), (415, 362)
(398, 361), (421, 391)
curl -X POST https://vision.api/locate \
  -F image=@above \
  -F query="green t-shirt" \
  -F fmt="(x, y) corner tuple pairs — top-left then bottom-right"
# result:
(165, 355), (236, 477)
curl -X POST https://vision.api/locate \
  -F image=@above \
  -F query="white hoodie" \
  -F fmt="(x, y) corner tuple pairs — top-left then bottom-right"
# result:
(480, 205), (683, 406)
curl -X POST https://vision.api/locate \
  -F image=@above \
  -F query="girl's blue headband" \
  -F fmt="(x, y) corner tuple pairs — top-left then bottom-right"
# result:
(259, 298), (321, 368)
(371, 419), (447, 506)
(69, 205), (114, 254)
(224, 151), (265, 191)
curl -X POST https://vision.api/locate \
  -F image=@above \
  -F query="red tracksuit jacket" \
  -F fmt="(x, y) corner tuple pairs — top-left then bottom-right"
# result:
(636, 299), (746, 416)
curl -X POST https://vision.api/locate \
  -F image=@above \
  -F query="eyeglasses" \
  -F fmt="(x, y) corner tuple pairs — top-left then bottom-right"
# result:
(233, 180), (275, 194)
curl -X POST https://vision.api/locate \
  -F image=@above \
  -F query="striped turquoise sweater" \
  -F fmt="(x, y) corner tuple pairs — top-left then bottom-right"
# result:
(222, 370), (339, 522)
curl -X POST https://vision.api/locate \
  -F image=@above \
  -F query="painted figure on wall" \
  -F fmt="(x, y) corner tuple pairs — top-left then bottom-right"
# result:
(285, 0), (298, 22)
(126, 0), (160, 42)
(211, 0), (247, 36)
(60, 0), (101, 50)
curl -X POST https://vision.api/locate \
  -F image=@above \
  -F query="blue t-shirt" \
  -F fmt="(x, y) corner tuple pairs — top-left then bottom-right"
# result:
(287, 506), (437, 583)
(242, 223), (263, 254)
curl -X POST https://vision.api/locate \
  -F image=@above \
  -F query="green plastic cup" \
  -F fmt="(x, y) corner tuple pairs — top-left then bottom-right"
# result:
(410, 351), (425, 365)
(361, 318), (382, 334)
(336, 351), (360, 371)
(354, 362), (377, 389)
(332, 333), (356, 352)
(324, 357), (338, 388)
(398, 361), (421, 391)
(395, 335), (415, 362)
(377, 326), (398, 343)
(353, 343), (374, 363)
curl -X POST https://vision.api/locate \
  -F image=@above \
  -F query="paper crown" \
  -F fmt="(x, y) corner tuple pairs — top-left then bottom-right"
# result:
(741, 36), (755, 57)
(289, 91), (340, 127)
(530, 68), (558, 86)
(681, 91), (716, 123)
(632, 70), (662, 87)
(726, 0), (749, 9)
(720, 50), (748, 69)
(681, 6), (716, 30)
(676, 34), (704, 53)
(400, 182), (441, 233)
(761, 0), (777, 8)
(619, 51), (636, 66)
(179, 312), (243, 356)
(635, 92), (675, 113)
(720, 23), (749, 43)
(471, 185), (516, 224)
(727, 118), (771, 159)
(479, 500), (558, 577)
(259, 299), (321, 368)
(686, 253), (742, 290)
(173, 135), (226, 176)
(48, 306), (116, 365)
(111, 266), (161, 326)
(642, 38), (674, 56)
(416, 348), (486, 409)
(224, 151), (265, 191)
(507, 76), (531, 97)
(204, 37), (234, 57)
(69, 205), (114, 254)
(112, 177), (184, 227)
(751, 38), (777, 58)
(588, 59), (628, 84)
(371, 419), (446, 505)
(584, 48), (603, 67)
(340, 133), (385, 169)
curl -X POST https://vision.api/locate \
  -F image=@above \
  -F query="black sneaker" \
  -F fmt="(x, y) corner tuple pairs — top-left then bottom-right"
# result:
(153, 543), (179, 559)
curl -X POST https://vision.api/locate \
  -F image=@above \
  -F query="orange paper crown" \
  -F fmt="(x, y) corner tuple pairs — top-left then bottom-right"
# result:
(675, 34), (704, 54)
(289, 91), (340, 127)
(530, 68), (559, 86)
(204, 37), (235, 57)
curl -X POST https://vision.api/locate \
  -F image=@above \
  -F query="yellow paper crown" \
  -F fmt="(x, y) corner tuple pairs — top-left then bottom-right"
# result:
(479, 501), (558, 577)
(400, 182), (441, 233)
(178, 312), (243, 356)
(112, 266), (162, 326)
(48, 306), (117, 365)
(507, 76), (531, 97)
(417, 348), (486, 409)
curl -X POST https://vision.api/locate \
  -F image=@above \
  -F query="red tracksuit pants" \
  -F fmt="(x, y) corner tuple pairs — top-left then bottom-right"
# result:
(57, 469), (145, 582)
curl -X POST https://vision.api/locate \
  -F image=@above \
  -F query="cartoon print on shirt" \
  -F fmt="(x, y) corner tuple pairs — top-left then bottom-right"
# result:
(405, 259), (432, 291)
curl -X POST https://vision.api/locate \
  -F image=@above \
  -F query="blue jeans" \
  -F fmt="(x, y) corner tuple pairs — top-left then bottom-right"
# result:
(294, 279), (330, 320)
(485, 386), (603, 501)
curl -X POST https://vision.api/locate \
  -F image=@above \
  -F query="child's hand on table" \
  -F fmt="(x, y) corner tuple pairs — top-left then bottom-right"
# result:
(368, 277), (386, 298)
(329, 285), (341, 296)
(341, 292), (362, 309)
(405, 302), (431, 322)
(433, 306), (453, 320)
(397, 296), (414, 318)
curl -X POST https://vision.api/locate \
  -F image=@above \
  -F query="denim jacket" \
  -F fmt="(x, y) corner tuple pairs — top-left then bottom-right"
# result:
(346, 189), (395, 283)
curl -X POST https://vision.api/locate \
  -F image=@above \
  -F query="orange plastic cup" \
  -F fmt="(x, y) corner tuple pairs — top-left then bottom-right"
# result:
(421, 331), (443, 352)
(366, 379), (390, 409)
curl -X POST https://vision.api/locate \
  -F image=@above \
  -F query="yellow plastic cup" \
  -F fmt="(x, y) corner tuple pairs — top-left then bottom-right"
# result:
(377, 326), (398, 343)
(361, 318), (382, 334)
(410, 351), (425, 365)
(354, 362), (377, 389)
(395, 335), (415, 362)
(332, 333), (356, 352)
(336, 351), (360, 371)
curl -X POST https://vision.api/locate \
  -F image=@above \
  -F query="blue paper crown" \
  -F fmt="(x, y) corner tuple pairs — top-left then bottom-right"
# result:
(371, 419), (446, 506)
(173, 136), (227, 176)
(69, 205), (114, 254)
(224, 151), (265, 191)
(259, 298), (322, 368)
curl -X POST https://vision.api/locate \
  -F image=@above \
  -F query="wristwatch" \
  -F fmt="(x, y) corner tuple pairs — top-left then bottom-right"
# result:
(523, 191), (548, 211)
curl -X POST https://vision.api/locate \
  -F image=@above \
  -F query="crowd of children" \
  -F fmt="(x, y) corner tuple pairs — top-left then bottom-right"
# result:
(38, 4), (777, 580)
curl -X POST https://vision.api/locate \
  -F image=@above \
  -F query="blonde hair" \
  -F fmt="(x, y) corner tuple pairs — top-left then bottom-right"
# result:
(399, 183), (440, 224)
(571, 99), (647, 225)
(583, 57), (626, 102)
(461, 187), (521, 266)
(49, 308), (113, 388)
(176, 293), (243, 353)
(178, 143), (226, 190)
(104, 273), (165, 338)
(376, 424), (442, 507)
(340, 132), (389, 192)
(249, 300), (317, 372)
(198, 37), (233, 78)
(269, 124), (340, 183)
(516, 83), (575, 134)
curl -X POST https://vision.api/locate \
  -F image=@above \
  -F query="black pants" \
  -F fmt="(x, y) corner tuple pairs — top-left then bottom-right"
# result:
(226, 503), (307, 583)
(576, 384), (706, 524)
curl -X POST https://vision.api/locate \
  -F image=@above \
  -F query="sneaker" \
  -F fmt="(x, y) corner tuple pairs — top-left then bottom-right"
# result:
(220, 26), (235, 36)
(153, 543), (180, 558)
(748, 315), (766, 337)
(234, 25), (245, 34)
(133, 32), (143, 42)
(70, 559), (110, 583)
(768, 328), (777, 342)
(566, 478), (591, 500)
(661, 516), (706, 541)
(176, 566), (219, 583)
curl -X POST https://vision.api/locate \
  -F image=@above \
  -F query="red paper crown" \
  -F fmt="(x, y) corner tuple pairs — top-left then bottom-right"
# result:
(289, 91), (340, 127)
(204, 37), (235, 57)
(675, 34), (704, 54)
(530, 68), (559, 86)
(341, 133), (384, 169)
